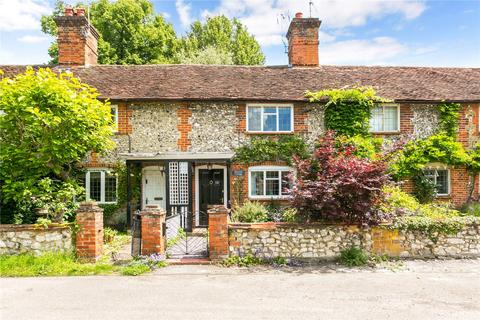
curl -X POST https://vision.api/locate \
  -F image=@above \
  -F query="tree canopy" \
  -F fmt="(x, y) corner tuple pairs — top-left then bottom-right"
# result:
(0, 67), (114, 223)
(41, 0), (265, 65)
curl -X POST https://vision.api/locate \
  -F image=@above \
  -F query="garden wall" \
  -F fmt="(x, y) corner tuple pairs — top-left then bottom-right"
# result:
(0, 224), (72, 255)
(228, 222), (480, 260)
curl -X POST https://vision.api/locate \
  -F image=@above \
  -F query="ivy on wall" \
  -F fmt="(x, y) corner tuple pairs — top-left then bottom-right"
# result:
(306, 87), (390, 137)
(438, 102), (462, 138)
(234, 135), (309, 164)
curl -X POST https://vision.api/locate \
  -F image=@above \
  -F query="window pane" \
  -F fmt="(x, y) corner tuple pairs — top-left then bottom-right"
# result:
(266, 171), (279, 179)
(281, 171), (290, 195)
(248, 107), (262, 131)
(250, 171), (264, 196)
(384, 106), (398, 131)
(278, 107), (292, 131)
(370, 106), (383, 132)
(263, 112), (277, 131)
(436, 170), (449, 194)
(266, 178), (279, 196)
(104, 172), (117, 202)
(89, 172), (101, 202)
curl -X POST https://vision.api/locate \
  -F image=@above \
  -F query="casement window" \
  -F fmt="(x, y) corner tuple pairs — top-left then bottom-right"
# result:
(370, 104), (400, 133)
(248, 166), (292, 198)
(247, 104), (293, 133)
(424, 168), (450, 196)
(110, 105), (118, 131)
(84, 170), (117, 203)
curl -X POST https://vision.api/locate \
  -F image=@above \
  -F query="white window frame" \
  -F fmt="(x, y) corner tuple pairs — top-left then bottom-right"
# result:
(423, 166), (450, 196)
(85, 169), (117, 204)
(369, 104), (400, 133)
(246, 104), (294, 133)
(110, 104), (118, 132)
(248, 166), (292, 199)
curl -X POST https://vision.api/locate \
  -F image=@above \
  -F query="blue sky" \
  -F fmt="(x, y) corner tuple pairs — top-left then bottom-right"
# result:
(0, 0), (479, 66)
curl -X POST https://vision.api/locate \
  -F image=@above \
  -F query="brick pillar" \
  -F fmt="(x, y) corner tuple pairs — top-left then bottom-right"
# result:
(140, 205), (166, 256)
(76, 201), (103, 261)
(208, 205), (229, 260)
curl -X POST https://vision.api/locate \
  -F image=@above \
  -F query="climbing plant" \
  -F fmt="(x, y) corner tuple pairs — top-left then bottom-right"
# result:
(234, 135), (309, 164)
(437, 102), (462, 137)
(306, 87), (390, 137)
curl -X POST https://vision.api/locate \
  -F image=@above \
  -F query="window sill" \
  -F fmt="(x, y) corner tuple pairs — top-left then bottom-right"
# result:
(370, 131), (401, 135)
(245, 132), (294, 135)
(248, 196), (290, 200)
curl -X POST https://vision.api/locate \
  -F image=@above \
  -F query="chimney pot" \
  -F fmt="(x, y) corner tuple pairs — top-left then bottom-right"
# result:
(295, 12), (303, 19)
(64, 6), (74, 16)
(75, 8), (86, 16)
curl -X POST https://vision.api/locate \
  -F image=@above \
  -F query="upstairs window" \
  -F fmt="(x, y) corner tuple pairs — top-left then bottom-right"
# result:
(247, 105), (293, 132)
(370, 104), (399, 133)
(249, 166), (292, 198)
(85, 170), (117, 204)
(424, 168), (450, 196)
(110, 105), (118, 132)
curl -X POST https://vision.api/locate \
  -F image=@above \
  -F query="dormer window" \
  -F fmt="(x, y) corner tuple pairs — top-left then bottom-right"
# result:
(247, 104), (293, 133)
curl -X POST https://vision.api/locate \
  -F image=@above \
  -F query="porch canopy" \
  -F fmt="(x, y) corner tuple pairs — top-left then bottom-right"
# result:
(121, 152), (234, 226)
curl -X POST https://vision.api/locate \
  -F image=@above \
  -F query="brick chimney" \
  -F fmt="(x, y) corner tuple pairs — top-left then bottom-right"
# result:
(54, 7), (99, 67)
(286, 12), (321, 67)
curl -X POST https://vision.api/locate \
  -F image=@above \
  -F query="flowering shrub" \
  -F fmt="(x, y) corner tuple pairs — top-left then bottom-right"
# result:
(290, 132), (391, 225)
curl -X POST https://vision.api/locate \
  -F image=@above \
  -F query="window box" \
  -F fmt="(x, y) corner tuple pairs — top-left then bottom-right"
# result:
(84, 170), (117, 204)
(247, 104), (294, 133)
(370, 104), (400, 133)
(248, 166), (292, 199)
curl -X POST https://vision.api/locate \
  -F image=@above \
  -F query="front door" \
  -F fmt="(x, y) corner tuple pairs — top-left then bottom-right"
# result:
(143, 167), (166, 210)
(198, 169), (224, 225)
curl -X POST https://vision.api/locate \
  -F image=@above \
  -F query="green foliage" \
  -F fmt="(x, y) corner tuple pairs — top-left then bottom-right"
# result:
(0, 67), (113, 223)
(41, 2), (264, 66)
(232, 201), (269, 223)
(103, 227), (118, 244)
(281, 208), (298, 223)
(438, 102), (461, 137)
(234, 136), (309, 164)
(306, 87), (389, 137)
(174, 45), (234, 65)
(339, 247), (369, 267)
(120, 263), (151, 276)
(179, 15), (265, 65)
(166, 227), (187, 248)
(412, 173), (437, 204)
(221, 253), (263, 267)
(390, 134), (470, 180)
(271, 256), (288, 266)
(460, 202), (480, 217)
(335, 135), (384, 159)
(42, 0), (178, 65)
(0, 252), (119, 277)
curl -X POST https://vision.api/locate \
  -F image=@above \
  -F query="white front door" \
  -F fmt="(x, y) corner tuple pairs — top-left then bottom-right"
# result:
(143, 167), (166, 209)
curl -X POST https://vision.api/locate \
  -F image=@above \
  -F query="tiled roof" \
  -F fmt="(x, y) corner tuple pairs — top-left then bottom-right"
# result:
(1, 64), (479, 102)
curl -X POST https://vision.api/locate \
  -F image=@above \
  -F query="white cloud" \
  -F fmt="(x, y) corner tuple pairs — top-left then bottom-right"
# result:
(176, 0), (193, 27)
(18, 34), (49, 43)
(319, 37), (407, 65)
(0, 0), (51, 31)
(203, 0), (427, 47)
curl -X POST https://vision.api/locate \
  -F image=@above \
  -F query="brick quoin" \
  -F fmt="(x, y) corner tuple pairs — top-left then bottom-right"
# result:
(117, 102), (133, 134)
(76, 202), (103, 261)
(177, 105), (192, 151)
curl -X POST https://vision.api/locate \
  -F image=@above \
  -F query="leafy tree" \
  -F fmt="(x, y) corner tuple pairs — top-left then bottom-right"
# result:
(175, 46), (234, 65)
(179, 15), (265, 65)
(0, 67), (114, 223)
(290, 131), (391, 226)
(41, 0), (178, 64)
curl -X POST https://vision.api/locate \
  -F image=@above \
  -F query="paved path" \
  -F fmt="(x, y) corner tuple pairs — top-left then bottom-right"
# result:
(1, 259), (480, 320)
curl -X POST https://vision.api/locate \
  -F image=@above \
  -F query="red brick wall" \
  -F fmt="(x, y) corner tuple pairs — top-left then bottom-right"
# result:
(287, 17), (320, 67)
(208, 206), (229, 260)
(140, 206), (166, 255)
(117, 102), (132, 135)
(76, 202), (103, 261)
(177, 104), (192, 151)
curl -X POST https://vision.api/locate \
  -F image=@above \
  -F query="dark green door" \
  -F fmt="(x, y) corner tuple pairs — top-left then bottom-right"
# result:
(199, 169), (224, 226)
